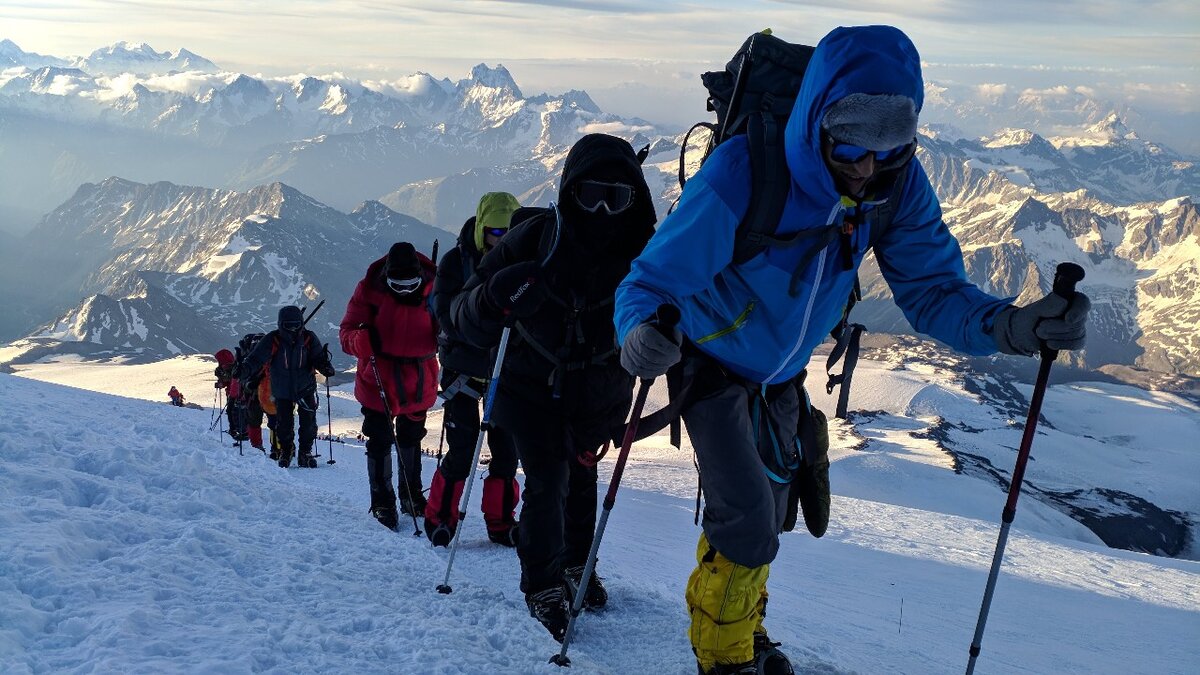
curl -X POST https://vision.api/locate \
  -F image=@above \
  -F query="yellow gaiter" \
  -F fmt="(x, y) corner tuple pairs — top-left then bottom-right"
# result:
(686, 532), (770, 670)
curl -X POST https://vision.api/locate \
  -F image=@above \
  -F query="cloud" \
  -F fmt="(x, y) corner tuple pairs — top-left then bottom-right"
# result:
(577, 121), (656, 135)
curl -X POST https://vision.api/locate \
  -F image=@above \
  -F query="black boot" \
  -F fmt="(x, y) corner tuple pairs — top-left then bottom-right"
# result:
(366, 451), (397, 530)
(277, 444), (294, 468)
(525, 583), (570, 642)
(563, 564), (607, 610)
(370, 505), (399, 531)
(487, 522), (519, 548)
(399, 488), (427, 517)
(298, 451), (318, 469)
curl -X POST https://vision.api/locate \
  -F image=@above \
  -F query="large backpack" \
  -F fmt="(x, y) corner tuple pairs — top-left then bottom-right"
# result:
(678, 30), (909, 418)
(234, 333), (266, 393)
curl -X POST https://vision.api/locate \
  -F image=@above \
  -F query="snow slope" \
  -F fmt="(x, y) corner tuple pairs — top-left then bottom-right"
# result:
(1, 363), (1198, 673)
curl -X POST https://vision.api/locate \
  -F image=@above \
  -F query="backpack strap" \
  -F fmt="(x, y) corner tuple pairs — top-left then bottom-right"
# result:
(732, 104), (792, 265)
(678, 122), (718, 189)
(512, 321), (619, 399)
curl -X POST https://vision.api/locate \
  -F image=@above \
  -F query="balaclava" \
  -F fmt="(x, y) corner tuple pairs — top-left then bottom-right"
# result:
(383, 242), (424, 304)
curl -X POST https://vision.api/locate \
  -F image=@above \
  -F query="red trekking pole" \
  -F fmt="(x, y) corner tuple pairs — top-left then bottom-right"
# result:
(965, 262), (1085, 674)
(551, 304), (679, 667)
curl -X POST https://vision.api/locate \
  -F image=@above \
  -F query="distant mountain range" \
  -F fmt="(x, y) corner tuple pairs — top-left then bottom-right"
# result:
(0, 179), (441, 366)
(0, 39), (1197, 380)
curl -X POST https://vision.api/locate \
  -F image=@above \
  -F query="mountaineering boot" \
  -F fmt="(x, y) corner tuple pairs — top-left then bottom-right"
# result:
(487, 522), (519, 547)
(370, 505), (399, 532)
(277, 444), (294, 468)
(563, 564), (608, 610)
(366, 451), (398, 530)
(399, 488), (427, 517)
(525, 583), (570, 642)
(298, 451), (318, 469)
(752, 632), (794, 675)
(481, 476), (520, 548)
(424, 470), (465, 547)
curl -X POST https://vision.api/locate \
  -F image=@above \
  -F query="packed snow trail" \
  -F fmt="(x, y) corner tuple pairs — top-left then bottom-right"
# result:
(1, 372), (1197, 673)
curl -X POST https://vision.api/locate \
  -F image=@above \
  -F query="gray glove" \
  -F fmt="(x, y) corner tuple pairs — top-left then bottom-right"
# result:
(620, 320), (682, 378)
(993, 292), (1091, 356)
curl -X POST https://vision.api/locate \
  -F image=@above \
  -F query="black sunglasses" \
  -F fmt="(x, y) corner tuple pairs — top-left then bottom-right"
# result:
(574, 180), (635, 215)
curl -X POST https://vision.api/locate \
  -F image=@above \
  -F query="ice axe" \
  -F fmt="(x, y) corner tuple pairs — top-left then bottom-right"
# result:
(965, 262), (1085, 674)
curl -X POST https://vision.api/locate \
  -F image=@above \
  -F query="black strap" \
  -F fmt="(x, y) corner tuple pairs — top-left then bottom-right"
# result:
(386, 353), (435, 407)
(825, 322), (864, 419)
(512, 322), (617, 372)
(821, 163), (910, 417)
(679, 122), (718, 188)
(732, 109), (793, 265)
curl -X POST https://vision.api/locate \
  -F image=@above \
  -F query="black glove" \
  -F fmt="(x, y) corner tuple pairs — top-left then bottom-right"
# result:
(620, 318), (682, 378)
(993, 291), (1091, 356)
(485, 261), (548, 318)
(317, 362), (337, 378)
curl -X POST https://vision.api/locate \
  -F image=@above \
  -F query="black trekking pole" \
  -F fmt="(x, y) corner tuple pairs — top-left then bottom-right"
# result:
(217, 388), (224, 437)
(437, 322), (516, 594)
(552, 304), (679, 667)
(434, 409), (446, 467)
(303, 299), (325, 324)
(367, 354), (422, 537)
(965, 262), (1084, 675)
(325, 379), (336, 465)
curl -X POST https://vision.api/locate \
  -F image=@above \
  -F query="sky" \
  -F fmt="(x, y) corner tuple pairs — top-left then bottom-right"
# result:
(2, 0), (1198, 140)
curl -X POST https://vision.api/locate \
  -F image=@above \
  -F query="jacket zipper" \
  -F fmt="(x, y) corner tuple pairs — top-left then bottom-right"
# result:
(764, 202), (842, 383)
(696, 301), (756, 345)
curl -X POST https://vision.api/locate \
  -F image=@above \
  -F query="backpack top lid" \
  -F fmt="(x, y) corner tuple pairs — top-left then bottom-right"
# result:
(701, 31), (813, 147)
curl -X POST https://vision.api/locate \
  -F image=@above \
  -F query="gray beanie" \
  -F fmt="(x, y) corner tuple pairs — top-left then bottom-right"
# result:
(821, 93), (918, 150)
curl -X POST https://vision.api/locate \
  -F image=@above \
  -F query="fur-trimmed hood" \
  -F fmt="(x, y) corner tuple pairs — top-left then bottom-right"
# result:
(783, 25), (923, 201)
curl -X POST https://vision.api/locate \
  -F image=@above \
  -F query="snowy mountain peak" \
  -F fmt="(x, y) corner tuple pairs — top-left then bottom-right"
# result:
(92, 41), (157, 57)
(0, 38), (22, 56)
(79, 41), (218, 75)
(465, 63), (521, 95)
(560, 89), (601, 114)
(981, 128), (1039, 148)
(224, 74), (270, 96)
(1086, 112), (1137, 141)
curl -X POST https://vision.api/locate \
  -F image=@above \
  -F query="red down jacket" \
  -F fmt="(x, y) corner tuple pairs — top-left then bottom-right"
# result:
(339, 254), (439, 417)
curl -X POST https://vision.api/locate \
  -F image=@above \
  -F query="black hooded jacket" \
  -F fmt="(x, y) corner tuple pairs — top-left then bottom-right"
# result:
(240, 306), (331, 402)
(431, 216), (491, 378)
(451, 134), (657, 448)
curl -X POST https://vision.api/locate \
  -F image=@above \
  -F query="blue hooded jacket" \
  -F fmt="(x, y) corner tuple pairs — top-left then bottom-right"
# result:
(615, 25), (1011, 385)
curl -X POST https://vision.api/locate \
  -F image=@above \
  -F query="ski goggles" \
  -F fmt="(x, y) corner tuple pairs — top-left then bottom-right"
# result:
(386, 275), (422, 295)
(281, 320), (302, 331)
(827, 136), (915, 166)
(574, 180), (635, 215)
(484, 227), (508, 237)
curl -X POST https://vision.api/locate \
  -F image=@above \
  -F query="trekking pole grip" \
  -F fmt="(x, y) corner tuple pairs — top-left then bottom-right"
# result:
(1052, 262), (1084, 301)
(1043, 263), (1085, 360)
(651, 304), (681, 342)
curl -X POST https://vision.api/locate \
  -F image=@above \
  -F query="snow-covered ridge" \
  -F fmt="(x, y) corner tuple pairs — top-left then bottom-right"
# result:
(0, 178), (443, 365)
(2, 351), (1197, 673)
